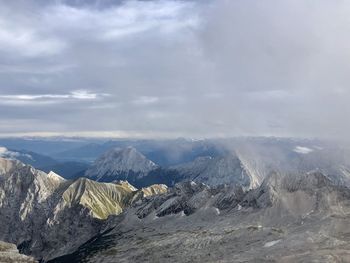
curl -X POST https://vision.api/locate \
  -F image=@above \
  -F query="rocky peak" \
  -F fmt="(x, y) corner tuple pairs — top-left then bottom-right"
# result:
(47, 171), (65, 182)
(84, 147), (158, 182)
(113, 180), (138, 191)
(141, 184), (168, 197)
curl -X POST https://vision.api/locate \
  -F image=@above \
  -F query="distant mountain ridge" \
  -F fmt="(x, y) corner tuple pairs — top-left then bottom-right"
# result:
(6, 137), (349, 189)
(53, 138), (226, 166)
(83, 147), (255, 188)
(81, 140), (350, 190)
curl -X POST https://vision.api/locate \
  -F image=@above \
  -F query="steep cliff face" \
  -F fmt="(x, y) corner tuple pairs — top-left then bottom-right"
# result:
(0, 158), (167, 261)
(169, 155), (252, 188)
(0, 158), (67, 250)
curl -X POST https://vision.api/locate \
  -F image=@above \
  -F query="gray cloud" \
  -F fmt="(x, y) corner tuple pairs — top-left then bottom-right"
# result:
(0, 0), (349, 139)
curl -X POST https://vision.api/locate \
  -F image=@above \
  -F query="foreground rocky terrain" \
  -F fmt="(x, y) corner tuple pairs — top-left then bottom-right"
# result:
(52, 172), (350, 263)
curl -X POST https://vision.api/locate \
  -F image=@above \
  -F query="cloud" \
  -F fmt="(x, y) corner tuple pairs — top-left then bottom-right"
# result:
(132, 96), (159, 105)
(0, 17), (66, 57)
(0, 0), (350, 140)
(41, 0), (199, 41)
(0, 64), (75, 74)
(0, 90), (109, 105)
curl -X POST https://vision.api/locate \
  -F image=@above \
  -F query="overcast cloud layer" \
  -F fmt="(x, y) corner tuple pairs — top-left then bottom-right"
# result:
(0, 0), (349, 139)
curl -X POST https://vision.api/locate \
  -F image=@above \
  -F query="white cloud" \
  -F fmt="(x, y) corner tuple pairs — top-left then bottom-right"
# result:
(70, 90), (100, 100)
(0, 147), (32, 160)
(0, 90), (109, 105)
(294, 146), (314, 154)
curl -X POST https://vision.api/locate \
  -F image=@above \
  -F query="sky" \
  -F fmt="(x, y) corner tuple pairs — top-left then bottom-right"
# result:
(0, 0), (350, 139)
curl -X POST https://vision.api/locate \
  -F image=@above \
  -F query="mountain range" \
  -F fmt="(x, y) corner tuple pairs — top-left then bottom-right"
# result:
(82, 142), (350, 190)
(1, 137), (350, 262)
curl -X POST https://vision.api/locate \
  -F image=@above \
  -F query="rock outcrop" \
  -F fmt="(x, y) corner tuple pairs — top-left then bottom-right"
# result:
(0, 241), (37, 263)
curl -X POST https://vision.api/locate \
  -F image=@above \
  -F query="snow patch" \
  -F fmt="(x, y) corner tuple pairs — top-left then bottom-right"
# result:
(47, 171), (65, 182)
(293, 146), (314, 154)
(264, 239), (282, 247)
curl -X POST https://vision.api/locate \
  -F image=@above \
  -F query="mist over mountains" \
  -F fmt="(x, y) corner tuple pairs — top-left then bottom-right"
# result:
(2, 136), (349, 187)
